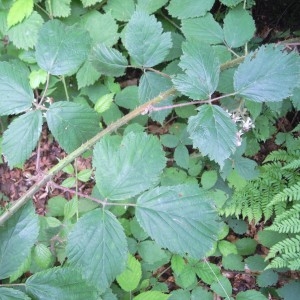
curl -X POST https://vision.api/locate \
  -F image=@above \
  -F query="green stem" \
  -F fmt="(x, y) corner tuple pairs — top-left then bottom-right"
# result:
(61, 76), (69, 101)
(0, 88), (176, 225)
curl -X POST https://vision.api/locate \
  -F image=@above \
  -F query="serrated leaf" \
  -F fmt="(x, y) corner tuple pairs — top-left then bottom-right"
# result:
(64, 197), (78, 219)
(93, 132), (166, 200)
(257, 269), (278, 287)
(0, 287), (31, 300)
(181, 13), (223, 44)
(172, 41), (220, 99)
(94, 93), (114, 114)
(174, 144), (189, 169)
(29, 68), (47, 88)
(46, 0), (71, 18)
(104, 0), (135, 21)
(2, 110), (42, 168)
(67, 209), (127, 292)
(221, 0), (243, 7)
(80, 11), (118, 46)
(187, 105), (237, 167)
(76, 60), (101, 89)
(77, 169), (92, 182)
(136, 0), (168, 14)
(234, 45), (300, 102)
(167, 0), (214, 19)
(138, 72), (175, 124)
(46, 101), (100, 153)
(124, 11), (172, 67)
(7, 0), (33, 28)
(0, 61), (33, 115)
(223, 6), (255, 48)
(136, 184), (220, 259)
(35, 20), (91, 75)
(116, 255), (142, 292)
(7, 11), (43, 50)
(90, 43), (127, 77)
(81, 0), (101, 7)
(134, 291), (170, 300)
(211, 276), (232, 297)
(236, 290), (267, 300)
(222, 254), (245, 271)
(26, 267), (99, 300)
(33, 244), (53, 269)
(0, 202), (39, 279)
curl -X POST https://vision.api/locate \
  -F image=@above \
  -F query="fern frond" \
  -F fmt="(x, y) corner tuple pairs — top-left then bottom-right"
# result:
(283, 159), (300, 170)
(268, 217), (300, 233)
(269, 182), (300, 205)
(263, 149), (295, 163)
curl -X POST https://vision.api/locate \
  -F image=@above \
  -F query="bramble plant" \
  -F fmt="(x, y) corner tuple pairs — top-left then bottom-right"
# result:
(0, 0), (300, 299)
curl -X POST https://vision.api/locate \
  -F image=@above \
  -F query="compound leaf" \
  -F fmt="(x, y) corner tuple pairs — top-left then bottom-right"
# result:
(46, 101), (100, 153)
(0, 61), (33, 115)
(187, 105), (237, 168)
(234, 45), (300, 102)
(136, 184), (221, 258)
(7, 0), (33, 28)
(93, 132), (166, 200)
(7, 11), (44, 50)
(26, 267), (99, 300)
(124, 11), (172, 67)
(2, 110), (42, 168)
(104, 0), (135, 21)
(139, 72), (175, 124)
(172, 41), (220, 99)
(223, 6), (255, 48)
(45, 0), (71, 18)
(67, 209), (127, 292)
(167, 0), (214, 19)
(181, 13), (223, 44)
(0, 202), (39, 279)
(35, 20), (91, 75)
(0, 287), (30, 300)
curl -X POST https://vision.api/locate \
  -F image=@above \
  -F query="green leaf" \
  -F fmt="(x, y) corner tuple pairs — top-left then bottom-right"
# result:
(235, 238), (257, 255)
(94, 93), (114, 114)
(80, 11), (119, 46)
(138, 72), (175, 123)
(7, 11), (43, 50)
(64, 197), (78, 220)
(46, 101), (100, 153)
(234, 45), (300, 102)
(181, 13), (223, 44)
(0, 61), (33, 115)
(222, 254), (245, 271)
(211, 276), (232, 298)
(2, 110), (42, 168)
(136, 184), (220, 259)
(277, 281), (300, 300)
(35, 20), (91, 75)
(220, 0), (243, 7)
(104, 0), (135, 21)
(0, 201), (39, 279)
(67, 209), (127, 292)
(172, 41), (220, 99)
(81, 0), (101, 7)
(77, 169), (92, 182)
(187, 105), (237, 168)
(174, 144), (189, 169)
(7, 0), (33, 28)
(191, 287), (214, 300)
(218, 240), (238, 256)
(93, 132), (166, 200)
(138, 241), (169, 264)
(236, 290), (267, 300)
(115, 86), (139, 109)
(29, 68), (48, 88)
(195, 262), (221, 285)
(90, 43), (128, 77)
(116, 255), (142, 292)
(257, 269), (278, 287)
(46, 196), (68, 217)
(201, 170), (218, 190)
(32, 244), (53, 269)
(76, 60), (101, 89)
(134, 291), (170, 300)
(136, 0), (168, 14)
(167, 0), (214, 19)
(0, 287), (30, 300)
(26, 267), (99, 300)
(124, 11), (172, 67)
(46, 0), (71, 17)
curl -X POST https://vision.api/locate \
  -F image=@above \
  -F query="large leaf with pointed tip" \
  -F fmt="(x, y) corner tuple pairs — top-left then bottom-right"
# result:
(35, 20), (91, 75)
(93, 132), (166, 200)
(7, 11), (44, 50)
(223, 6), (255, 48)
(167, 0), (214, 19)
(181, 13), (223, 44)
(66, 209), (127, 292)
(2, 110), (42, 168)
(234, 45), (300, 102)
(136, 184), (221, 258)
(172, 41), (220, 99)
(90, 43), (128, 77)
(124, 11), (172, 67)
(139, 72), (176, 124)
(187, 105), (237, 167)
(0, 287), (30, 300)
(0, 61), (33, 115)
(26, 267), (99, 300)
(0, 202), (39, 279)
(46, 102), (100, 153)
